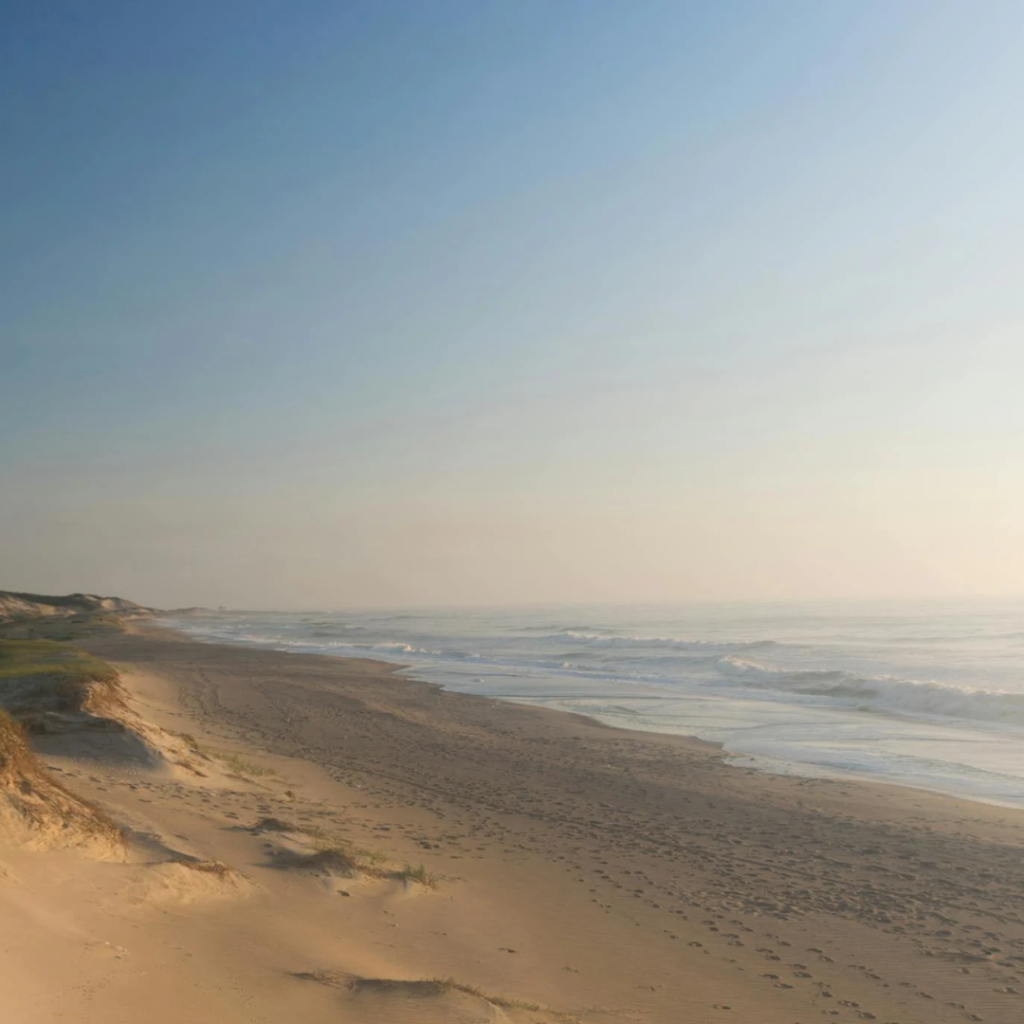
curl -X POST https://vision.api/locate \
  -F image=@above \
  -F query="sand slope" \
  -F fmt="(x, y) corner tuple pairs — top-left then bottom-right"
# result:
(0, 710), (124, 856)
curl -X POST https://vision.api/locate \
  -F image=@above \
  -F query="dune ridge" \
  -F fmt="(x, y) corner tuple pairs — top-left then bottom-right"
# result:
(0, 708), (124, 856)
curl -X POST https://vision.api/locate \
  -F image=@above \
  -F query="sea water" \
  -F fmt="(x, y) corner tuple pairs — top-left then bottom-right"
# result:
(163, 599), (1024, 809)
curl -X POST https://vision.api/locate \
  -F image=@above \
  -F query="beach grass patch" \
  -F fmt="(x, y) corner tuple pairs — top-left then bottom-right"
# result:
(273, 846), (360, 875)
(171, 858), (237, 878)
(295, 970), (544, 1012)
(389, 862), (438, 888)
(0, 639), (117, 684)
(0, 639), (126, 726)
(217, 751), (277, 778)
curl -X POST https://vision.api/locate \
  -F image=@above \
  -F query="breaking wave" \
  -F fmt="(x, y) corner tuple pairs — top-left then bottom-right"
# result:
(718, 654), (1024, 726)
(558, 630), (780, 653)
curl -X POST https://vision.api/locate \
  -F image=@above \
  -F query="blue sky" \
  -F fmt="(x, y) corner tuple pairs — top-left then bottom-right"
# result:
(3, 2), (1024, 607)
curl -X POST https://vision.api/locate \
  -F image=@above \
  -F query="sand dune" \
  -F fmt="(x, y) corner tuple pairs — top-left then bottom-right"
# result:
(132, 857), (255, 905)
(0, 710), (124, 857)
(0, 589), (154, 625)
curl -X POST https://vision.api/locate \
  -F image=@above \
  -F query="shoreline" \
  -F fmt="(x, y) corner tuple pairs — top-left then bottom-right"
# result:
(162, 618), (1024, 814)
(7, 622), (1024, 1021)
(74, 628), (1024, 1023)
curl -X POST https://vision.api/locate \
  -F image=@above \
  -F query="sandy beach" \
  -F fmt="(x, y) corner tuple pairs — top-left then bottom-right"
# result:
(8, 5), (1023, 1020)
(4, 624), (1024, 1023)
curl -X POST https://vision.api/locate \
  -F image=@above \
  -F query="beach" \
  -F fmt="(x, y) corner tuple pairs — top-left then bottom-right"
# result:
(168, 601), (1024, 810)
(4, 623), (1024, 1022)
(8, 5), (1023, 1022)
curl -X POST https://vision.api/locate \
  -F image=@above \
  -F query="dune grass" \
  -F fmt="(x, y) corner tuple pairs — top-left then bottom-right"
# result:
(390, 862), (438, 887)
(251, 816), (297, 832)
(426, 978), (542, 1012)
(0, 639), (124, 727)
(262, 821), (437, 886)
(0, 605), (128, 642)
(170, 858), (238, 878)
(314, 973), (544, 1011)
(295, 970), (542, 1010)
(0, 706), (126, 849)
(218, 752), (277, 778)
(176, 733), (277, 779)
(0, 707), (34, 775)
(0, 639), (117, 684)
(308, 833), (434, 883)
(177, 731), (205, 753)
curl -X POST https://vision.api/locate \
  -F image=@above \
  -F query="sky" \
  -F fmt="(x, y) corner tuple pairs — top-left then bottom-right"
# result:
(3, 1), (1024, 610)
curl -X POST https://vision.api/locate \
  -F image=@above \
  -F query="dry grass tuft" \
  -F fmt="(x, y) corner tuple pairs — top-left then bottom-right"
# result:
(294, 969), (543, 1012)
(170, 858), (237, 878)
(177, 732), (206, 754)
(176, 735), (277, 779)
(423, 978), (542, 1011)
(0, 708), (125, 855)
(272, 846), (359, 876)
(266, 821), (437, 887)
(388, 862), (439, 888)
(217, 752), (276, 778)
(251, 816), (297, 833)
(292, 969), (350, 987)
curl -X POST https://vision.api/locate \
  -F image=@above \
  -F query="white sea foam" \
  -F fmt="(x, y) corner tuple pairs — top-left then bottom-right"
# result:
(716, 653), (1024, 725)
(164, 598), (1024, 808)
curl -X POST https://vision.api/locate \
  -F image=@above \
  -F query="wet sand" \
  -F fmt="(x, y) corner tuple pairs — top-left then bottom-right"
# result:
(30, 627), (1024, 1022)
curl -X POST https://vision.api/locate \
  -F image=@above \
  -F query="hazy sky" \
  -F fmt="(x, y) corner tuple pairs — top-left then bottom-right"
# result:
(3, 2), (1024, 609)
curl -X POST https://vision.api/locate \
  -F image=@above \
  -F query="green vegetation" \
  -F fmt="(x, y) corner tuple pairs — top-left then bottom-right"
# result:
(218, 752), (277, 778)
(264, 821), (437, 886)
(176, 733), (278, 778)
(0, 591), (151, 642)
(390, 862), (438, 887)
(338, 975), (543, 1011)
(251, 816), (297, 832)
(171, 858), (237, 878)
(295, 821), (386, 865)
(352, 845), (388, 865)
(0, 613), (127, 643)
(0, 707), (32, 775)
(426, 978), (542, 1012)
(0, 639), (116, 683)
(177, 732), (206, 753)
(0, 639), (122, 725)
(0, 704), (127, 849)
(296, 970), (545, 1012)
(274, 846), (360, 874)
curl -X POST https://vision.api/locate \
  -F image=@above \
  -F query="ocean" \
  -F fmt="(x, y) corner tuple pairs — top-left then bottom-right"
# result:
(163, 599), (1024, 809)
